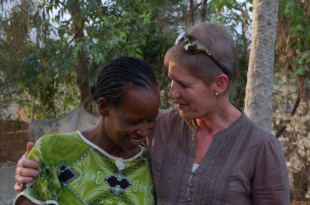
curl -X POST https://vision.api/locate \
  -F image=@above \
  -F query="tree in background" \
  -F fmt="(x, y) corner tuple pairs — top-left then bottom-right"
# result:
(0, 0), (72, 120)
(244, 0), (279, 132)
(1, 0), (251, 119)
(0, 0), (181, 119)
(272, 0), (310, 201)
(185, 0), (252, 107)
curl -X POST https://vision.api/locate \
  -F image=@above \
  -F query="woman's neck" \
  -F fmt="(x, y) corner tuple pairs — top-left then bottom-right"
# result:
(194, 103), (241, 134)
(193, 104), (241, 164)
(81, 122), (141, 159)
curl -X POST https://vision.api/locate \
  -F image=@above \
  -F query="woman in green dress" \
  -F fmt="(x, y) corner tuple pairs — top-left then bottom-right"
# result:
(14, 57), (160, 205)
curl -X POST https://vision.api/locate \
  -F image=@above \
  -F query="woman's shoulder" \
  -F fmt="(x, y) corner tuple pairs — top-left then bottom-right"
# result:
(38, 131), (89, 153)
(239, 113), (282, 151)
(158, 108), (179, 115)
(157, 108), (181, 123)
(32, 131), (92, 165)
(41, 131), (83, 142)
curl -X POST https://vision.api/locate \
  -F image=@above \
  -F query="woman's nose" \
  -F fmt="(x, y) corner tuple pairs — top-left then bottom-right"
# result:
(168, 82), (179, 99)
(136, 122), (151, 138)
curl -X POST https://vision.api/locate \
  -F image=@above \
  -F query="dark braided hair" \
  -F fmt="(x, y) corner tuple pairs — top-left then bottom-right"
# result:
(90, 57), (157, 104)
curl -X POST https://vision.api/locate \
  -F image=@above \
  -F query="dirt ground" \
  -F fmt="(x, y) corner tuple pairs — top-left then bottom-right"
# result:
(0, 160), (18, 205)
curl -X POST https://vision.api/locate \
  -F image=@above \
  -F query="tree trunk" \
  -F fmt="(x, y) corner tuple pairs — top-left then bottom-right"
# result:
(295, 72), (309, 114)
(233, 6), (248, 56)
(188, 0), (195, 27)
(200, 0), (208, 22)
(71, 0), (89, 109)
(244, 0), (279, 132)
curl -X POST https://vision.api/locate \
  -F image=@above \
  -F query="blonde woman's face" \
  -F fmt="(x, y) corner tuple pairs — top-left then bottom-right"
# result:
(168, 63), (217, 119)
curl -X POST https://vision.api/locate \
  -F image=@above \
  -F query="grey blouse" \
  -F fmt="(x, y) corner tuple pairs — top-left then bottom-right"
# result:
(146, 108), (290, 205)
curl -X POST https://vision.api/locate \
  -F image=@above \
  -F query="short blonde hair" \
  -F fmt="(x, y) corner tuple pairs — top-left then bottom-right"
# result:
(164, 22), (239, 93)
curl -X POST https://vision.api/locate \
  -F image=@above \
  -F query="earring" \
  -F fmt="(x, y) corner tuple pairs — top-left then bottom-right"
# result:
(215, 92), (218, 96)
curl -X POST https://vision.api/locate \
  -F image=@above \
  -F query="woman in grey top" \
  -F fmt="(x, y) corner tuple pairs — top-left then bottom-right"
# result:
(15, 22), (290, 204)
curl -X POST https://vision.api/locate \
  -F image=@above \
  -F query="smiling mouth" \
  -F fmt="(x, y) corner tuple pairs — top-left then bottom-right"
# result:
(129, 137), (142, 143)
(177, 103), (187, 108)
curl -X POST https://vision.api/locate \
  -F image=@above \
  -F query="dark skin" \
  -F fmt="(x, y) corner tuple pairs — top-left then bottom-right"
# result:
(15, 85), (160, 204)
(82, 85), (160, 158)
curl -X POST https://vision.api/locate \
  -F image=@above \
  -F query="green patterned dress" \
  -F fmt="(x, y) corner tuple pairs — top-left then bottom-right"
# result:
(14, 131), (155, 205)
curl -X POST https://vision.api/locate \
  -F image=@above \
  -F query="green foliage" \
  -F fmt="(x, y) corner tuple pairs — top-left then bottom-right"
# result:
(273, 0), (310, 201)
(229, 54), (248, 107)
(1, 0), (252, 118)
(1, 0), (181, 119)
(0, 0), (80, 119)
(280, 0), (310, 78)
(209, 0), (237, 11)
(207, 0), (251, 107)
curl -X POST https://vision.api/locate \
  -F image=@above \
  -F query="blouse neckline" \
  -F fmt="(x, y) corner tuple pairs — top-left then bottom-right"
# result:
(76, 131), (144, 162)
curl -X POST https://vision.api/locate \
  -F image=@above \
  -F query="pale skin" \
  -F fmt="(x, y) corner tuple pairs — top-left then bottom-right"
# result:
(15, 63), (241, 200)
(167, 63), (241, 164)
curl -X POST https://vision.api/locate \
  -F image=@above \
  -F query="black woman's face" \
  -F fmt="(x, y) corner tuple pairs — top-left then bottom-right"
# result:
(103, 85), (160, 152)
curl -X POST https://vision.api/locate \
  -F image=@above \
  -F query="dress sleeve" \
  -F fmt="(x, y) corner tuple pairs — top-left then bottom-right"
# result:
(14, 137), (62, 205)
(251, 135), (290, 205)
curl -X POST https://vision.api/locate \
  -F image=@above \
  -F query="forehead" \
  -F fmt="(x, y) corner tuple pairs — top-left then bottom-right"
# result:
(118, 86), (160, 118)
(168, 64), (212, 88)
(168, 63), (196, 79)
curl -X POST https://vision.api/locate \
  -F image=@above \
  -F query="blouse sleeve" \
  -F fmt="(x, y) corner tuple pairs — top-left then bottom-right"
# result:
(251, 135), (290, 205)
(14, 137), (62, 205)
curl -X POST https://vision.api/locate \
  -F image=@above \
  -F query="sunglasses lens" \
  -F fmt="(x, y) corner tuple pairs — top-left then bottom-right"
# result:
(184, 43), (198, 54)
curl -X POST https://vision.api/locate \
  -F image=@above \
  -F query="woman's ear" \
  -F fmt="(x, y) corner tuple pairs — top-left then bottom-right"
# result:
(214, 74), (229, 95)
(97, 98), (109, 117)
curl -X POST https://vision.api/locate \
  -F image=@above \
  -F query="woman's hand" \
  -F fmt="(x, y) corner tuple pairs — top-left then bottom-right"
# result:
(14, 142), (39, 192)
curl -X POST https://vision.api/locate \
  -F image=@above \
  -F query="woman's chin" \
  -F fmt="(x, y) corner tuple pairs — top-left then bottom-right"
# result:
(179, 110), (195, 120)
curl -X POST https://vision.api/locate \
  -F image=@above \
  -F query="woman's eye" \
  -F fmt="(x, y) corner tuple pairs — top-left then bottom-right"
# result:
(147, 118), (155, 123)
(179, 83), (188, 88)
(127, 121), (140, 125)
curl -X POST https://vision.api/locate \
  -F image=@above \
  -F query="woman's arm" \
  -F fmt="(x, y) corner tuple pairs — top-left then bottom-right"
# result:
(14, 142), (40, 192)
(251, 135), (290, 205)
(14, 136), (62, 205)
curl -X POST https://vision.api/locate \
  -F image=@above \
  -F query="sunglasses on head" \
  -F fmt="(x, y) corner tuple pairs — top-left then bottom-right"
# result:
(175, 31), (229, 77)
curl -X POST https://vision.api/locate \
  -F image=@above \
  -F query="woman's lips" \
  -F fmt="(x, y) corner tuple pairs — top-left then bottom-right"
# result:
(177, 103), (187, 109)
(129, 137), (142, 143)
